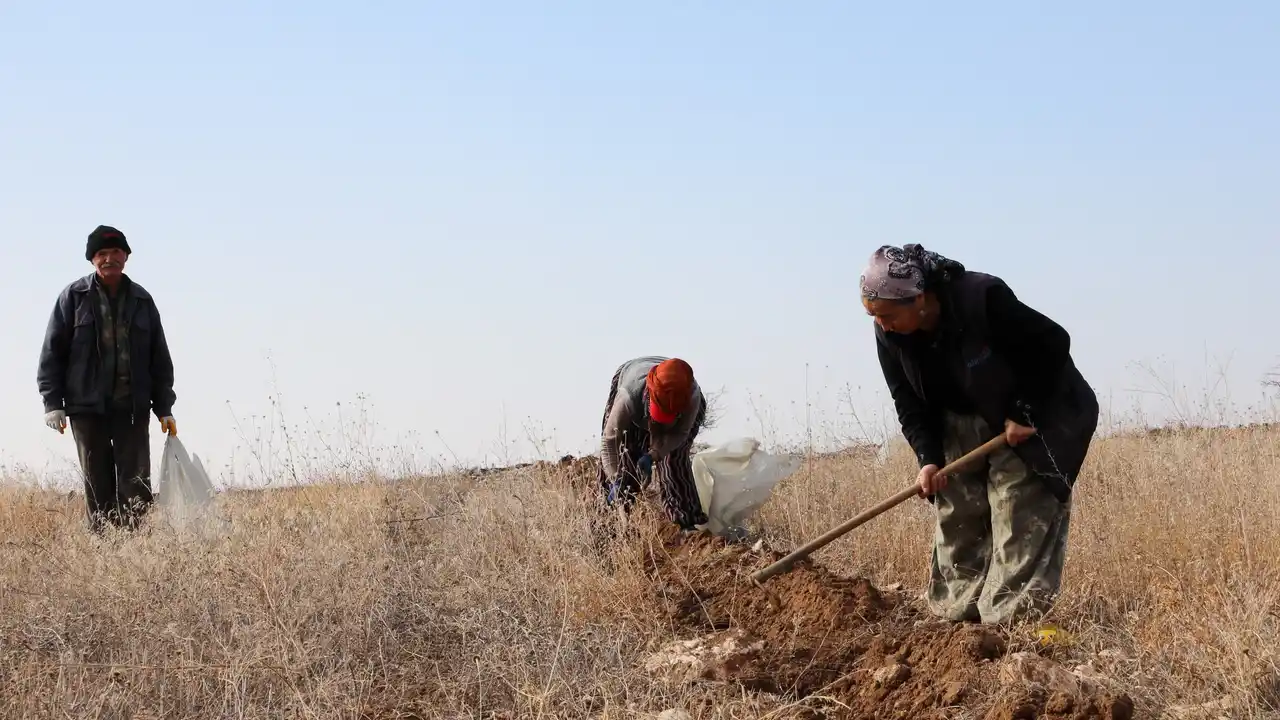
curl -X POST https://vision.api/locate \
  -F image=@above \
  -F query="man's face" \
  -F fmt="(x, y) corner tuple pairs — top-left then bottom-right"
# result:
(92, 248), (127, 281)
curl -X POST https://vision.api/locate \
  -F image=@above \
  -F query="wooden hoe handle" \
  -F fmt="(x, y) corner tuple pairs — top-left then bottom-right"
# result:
(749, 434), (1008, 585)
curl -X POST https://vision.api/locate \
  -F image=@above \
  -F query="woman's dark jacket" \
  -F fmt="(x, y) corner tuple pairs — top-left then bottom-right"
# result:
(875, 270), (1098, 502)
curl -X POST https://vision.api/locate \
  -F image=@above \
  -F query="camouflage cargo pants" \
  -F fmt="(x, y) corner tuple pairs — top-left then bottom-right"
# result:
(926, 412), (1071, 625)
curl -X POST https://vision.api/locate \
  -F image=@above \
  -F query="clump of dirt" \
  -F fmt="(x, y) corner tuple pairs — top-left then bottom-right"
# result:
(555, 453), (600, 483)
(644, 529), (1134, 720)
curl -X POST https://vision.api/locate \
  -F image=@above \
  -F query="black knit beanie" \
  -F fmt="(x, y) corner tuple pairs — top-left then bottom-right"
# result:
(86, 225), (131, 262)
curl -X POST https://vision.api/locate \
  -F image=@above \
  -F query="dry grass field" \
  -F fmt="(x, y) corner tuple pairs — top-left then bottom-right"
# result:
(2, 419), (1279, 718)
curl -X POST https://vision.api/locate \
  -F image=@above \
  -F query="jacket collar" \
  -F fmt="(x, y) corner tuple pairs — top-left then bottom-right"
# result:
(70, 272), (150, 301)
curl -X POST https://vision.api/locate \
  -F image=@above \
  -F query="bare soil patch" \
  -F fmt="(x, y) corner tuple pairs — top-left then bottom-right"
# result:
(644, 528), (1135, 719)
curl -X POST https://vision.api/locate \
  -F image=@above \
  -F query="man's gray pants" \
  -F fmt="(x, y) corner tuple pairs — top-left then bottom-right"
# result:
(69, 409), (153, 533)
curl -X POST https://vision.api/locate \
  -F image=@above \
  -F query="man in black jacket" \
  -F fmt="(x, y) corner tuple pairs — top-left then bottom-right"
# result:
(860, 244), (1098, 626)
(37, 225), (178, 533)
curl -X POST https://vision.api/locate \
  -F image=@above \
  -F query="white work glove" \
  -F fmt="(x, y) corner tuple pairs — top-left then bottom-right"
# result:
(44, 410), (67, 434)
(159, 416), (177, 436)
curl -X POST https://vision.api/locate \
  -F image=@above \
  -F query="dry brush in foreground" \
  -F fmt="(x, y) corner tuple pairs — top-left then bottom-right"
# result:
(1, 425), (1278, 718)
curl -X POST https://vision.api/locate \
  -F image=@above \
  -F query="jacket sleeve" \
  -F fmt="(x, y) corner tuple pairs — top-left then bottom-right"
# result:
(36, 290), (73, 413)
(600, 391), (637, 479)
(983, 282), (1070, 426)
(877, 335), (945, 468)
(148, 301), (177, 419)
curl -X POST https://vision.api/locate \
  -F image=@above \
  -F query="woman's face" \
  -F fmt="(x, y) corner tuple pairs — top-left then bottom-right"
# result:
(863, 295), (927, 334)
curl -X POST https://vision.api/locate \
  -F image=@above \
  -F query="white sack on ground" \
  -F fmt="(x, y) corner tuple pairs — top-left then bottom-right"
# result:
(692, 437), (801, 539)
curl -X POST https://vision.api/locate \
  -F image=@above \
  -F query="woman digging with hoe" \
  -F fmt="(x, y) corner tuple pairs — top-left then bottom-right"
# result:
(860, 244), (1099, 626)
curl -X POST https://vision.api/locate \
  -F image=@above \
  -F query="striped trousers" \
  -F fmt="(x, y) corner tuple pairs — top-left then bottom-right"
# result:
(596, 365), (709, 529)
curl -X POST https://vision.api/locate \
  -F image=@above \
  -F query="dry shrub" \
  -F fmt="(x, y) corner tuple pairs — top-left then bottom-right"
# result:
(1, 422), (1279, 718)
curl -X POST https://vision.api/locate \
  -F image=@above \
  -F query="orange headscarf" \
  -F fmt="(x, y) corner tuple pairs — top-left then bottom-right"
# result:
(646, 358), (694, 423)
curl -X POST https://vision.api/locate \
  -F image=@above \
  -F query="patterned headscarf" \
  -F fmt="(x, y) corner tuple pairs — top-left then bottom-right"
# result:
(859, 244), (966, 301)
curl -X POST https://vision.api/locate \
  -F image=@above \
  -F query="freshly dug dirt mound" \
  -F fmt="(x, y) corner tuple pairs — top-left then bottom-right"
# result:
(644, 529), (1134, 720)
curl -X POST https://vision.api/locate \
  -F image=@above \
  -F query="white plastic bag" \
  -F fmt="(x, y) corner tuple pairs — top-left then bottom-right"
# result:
(692, 437), (801, 539)
(156, 434), (222, 530)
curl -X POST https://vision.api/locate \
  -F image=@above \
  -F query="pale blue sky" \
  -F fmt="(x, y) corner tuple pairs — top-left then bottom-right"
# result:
(2, 2), (1277, 486)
